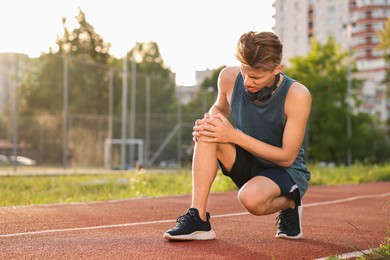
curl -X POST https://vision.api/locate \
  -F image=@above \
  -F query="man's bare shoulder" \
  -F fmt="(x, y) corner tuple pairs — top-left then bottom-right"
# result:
(219, 66), (240, 88)
(286, 81), (312, 113)
(289, 81), (311, 100)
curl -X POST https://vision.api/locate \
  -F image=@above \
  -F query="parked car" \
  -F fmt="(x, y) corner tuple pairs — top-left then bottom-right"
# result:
(8, 155), (37, 166)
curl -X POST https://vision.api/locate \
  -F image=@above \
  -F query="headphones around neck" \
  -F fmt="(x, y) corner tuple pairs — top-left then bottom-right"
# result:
(246, 73), (281, 103)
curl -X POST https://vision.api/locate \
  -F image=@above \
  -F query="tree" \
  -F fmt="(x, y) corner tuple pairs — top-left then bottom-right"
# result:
(285, 37), (371, 164)
(18, 8), (117, 165)
(56, 8), (110, 62)
(20, 7), (113, 115)
(125, 41), (179, 164)
(376, 17), (390, 129)
(377, 17), (390, 88)
(127, 41), (176, 116)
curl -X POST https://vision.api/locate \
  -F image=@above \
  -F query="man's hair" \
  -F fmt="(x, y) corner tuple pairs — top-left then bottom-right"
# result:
(235, 31), (283, 71)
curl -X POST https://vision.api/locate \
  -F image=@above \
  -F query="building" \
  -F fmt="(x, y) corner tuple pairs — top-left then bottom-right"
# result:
(273, 0), (389, 121)
(175, 84), (199, 105)
(349, 0), (389, 119)
(195, 69), (213, 87)
(175, 69), (213, 105)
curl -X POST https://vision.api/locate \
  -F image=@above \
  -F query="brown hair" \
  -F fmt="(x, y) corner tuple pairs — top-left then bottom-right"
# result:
(235, 31), (283, 71)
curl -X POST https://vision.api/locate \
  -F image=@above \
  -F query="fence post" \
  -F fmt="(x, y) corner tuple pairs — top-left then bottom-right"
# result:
(121, 54), (128, 170)
(12, 53), (19, 172)
(107, 69), (114, 169)
(129, 60), (137, 167)
(145, 76), (150, 166)
(63, 55), (69, 170)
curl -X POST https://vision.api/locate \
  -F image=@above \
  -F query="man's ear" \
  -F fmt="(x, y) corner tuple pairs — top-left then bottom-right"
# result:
(274, 64), (284, 75)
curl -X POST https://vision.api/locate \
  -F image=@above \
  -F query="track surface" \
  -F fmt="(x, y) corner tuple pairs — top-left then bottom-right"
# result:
(1, 182), (389, 259)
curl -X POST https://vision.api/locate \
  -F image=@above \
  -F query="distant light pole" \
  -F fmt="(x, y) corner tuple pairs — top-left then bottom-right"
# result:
(145, 76), (151, 167)
(106, 69), (114, 169)
(121, 53), (128, 170)
(177, 89), (182, 168)
(63, 55), (69, 170)
(129, 60), (137, 167)
(12, 53), (19, 172)
(346, 20), (353, 166)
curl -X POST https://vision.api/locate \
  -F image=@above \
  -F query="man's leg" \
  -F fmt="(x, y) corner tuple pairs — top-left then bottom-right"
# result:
(238, 176), (294, 216)
(163, 141), (235, 240)
(237, 169), (303, 239)
(191, 141), (235, 221)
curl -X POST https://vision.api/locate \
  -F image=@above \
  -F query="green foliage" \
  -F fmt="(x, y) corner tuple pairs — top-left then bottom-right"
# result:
(325, 234), (390, 259)
(285, 37), (389, 165)
(57, 8), (110, 61)
(374, 236), (390, 258)
(309, 163), (390, 185)
(376, 17), (390, 87)
(17, 8), (116, 165)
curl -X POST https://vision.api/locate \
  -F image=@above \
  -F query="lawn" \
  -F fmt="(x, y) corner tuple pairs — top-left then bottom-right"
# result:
(0, 163), (389, 207)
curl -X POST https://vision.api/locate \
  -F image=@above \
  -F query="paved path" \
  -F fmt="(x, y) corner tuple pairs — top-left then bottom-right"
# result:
(0, 182), (389, 259)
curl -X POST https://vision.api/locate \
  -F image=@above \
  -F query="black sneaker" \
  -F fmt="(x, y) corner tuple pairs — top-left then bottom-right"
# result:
(163, 208), (216, 241)
(275, 201), (303, 239)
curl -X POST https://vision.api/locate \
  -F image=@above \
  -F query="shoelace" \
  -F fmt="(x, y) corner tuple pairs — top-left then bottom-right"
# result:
(176, 211), (197, 226)
(275, 209), (295, 231)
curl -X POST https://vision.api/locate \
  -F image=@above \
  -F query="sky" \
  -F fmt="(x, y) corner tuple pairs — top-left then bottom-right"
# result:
(0, 0), (275, 86)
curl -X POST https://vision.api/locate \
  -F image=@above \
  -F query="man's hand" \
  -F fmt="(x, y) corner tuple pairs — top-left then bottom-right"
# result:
(193, 113), (236, 143)
(192, 113), (211, 142)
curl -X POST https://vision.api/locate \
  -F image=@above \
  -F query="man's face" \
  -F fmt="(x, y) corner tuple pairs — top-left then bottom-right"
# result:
(240, 64), (279, 93)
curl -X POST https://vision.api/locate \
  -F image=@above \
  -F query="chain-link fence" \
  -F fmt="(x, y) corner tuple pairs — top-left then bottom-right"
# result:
(0, 53), (208, 170)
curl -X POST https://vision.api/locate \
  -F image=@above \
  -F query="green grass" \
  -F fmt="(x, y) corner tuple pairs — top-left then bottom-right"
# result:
(0, 169), (237, 207)
(309, 163), (390, 185)
(325, 235), (390, 260)
(1, 164), (389, 207)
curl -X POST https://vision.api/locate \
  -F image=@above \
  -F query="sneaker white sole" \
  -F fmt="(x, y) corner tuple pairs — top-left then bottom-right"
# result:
(275, 202), (303, 240)
(163, 230), (216, 241)
(275, 232), (302, 240)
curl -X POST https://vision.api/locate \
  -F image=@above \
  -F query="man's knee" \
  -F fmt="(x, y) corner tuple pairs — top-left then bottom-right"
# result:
(238, 186), (269, 216)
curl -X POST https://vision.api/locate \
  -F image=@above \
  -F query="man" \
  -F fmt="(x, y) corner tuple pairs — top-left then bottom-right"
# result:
(163, 31), (311, 241)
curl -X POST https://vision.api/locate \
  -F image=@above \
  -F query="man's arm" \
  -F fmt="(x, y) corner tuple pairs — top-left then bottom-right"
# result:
(197, 82), (312, 168)
(207, 66), (238, 117)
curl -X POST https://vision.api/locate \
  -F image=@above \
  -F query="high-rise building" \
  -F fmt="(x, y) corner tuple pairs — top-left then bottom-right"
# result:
(273, 0), (389, 121)
(349, 0), (389, 120)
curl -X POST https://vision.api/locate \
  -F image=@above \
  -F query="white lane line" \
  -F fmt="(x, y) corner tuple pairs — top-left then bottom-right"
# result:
(0, 219), (174, 238)
(315, 249), (373, 260)
(304, 192), (390, 207)
(1, 192), (389, 238)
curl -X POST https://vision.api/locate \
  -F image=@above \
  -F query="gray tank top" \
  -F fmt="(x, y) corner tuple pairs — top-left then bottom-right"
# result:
(231, 72), (311, 198)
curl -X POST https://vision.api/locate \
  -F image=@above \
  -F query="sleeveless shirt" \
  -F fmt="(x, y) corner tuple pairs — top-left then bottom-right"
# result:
(231, 72), (311, 198)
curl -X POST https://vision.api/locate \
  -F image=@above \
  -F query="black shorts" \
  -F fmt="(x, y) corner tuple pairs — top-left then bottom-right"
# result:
(218, 145), (300, 204)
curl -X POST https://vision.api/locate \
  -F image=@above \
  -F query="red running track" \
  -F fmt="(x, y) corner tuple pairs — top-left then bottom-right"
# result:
(0, 182), (389, 259)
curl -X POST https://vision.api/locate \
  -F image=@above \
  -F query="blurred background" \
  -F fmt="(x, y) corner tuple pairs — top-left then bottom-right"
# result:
(0, 0), (389, 171)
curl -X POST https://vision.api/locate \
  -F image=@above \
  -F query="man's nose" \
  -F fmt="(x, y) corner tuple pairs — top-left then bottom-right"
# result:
(243, 76), (254, 88)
